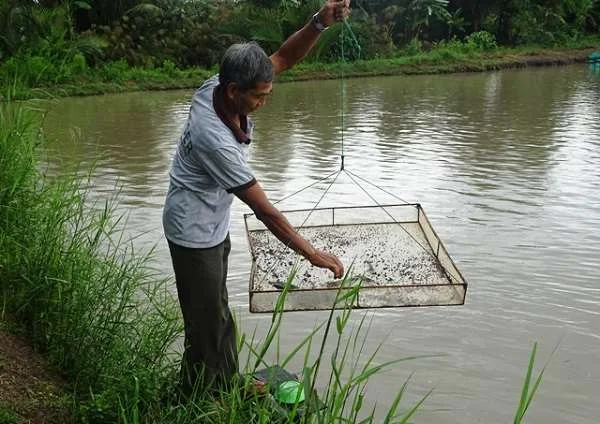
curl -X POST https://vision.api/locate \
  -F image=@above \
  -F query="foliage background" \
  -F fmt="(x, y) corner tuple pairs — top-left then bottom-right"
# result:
(1, 0), (598, 86)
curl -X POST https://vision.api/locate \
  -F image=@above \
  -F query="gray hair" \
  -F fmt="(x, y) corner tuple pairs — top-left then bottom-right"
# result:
(219, 42), (274, 90)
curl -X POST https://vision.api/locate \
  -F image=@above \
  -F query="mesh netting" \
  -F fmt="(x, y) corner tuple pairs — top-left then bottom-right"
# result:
(245, 204), (467, 312)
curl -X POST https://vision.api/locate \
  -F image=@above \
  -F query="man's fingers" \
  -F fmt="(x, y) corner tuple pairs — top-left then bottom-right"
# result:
(331, 0), (349, 19)
(333, 0), (349, 7)
(334, 257), (344, 272)
(331, 264), (342, 279)
(321, 0), (350, 26)
(329, 255), (344, 279)
(311, 249), (344, 279)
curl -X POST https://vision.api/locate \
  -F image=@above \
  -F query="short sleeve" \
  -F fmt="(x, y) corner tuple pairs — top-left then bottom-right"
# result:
(199, 146), (256, 193)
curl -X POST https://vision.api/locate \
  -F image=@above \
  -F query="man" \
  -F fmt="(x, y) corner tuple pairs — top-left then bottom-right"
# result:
(162, 0), (350, 396)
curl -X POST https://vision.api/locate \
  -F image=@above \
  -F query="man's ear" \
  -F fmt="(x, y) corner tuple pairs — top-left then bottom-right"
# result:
(226, 82), (238, 100)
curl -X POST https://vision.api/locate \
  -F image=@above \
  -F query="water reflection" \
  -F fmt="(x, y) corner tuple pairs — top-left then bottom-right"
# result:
(42, 65), (600, 423)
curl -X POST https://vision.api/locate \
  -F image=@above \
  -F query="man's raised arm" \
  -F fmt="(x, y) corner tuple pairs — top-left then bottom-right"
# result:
(270, 0), (351, 75)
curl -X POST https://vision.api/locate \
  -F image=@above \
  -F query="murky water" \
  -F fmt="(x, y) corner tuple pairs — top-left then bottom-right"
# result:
(41, 65), (600, 422)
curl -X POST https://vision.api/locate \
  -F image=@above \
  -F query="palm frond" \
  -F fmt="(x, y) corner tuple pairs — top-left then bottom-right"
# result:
(72, 35), (108, 62)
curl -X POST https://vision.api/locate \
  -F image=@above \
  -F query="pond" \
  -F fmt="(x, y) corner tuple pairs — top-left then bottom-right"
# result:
(42, 64), (600, 423)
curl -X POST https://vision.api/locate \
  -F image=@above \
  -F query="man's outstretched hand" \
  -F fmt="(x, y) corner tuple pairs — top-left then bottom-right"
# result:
(308, 249), (344, 279)
(318, 0), (351, 28)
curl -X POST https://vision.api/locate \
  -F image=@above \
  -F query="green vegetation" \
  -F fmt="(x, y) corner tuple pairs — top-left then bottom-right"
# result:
(1, 0), (599, 99)
(513, 342), (556, 424)
(0, 406), (18, 424)
(0, 94), (183, 422)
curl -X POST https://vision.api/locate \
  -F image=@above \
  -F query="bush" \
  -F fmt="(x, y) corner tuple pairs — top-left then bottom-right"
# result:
(510, 8), (558, 45)
(0, 55), (67, 87)
(98, 59), (130, 83)
(466, 31), (498, 51)
(94, 1), (232, 69)
(506, 1), (592, 46)
(344, 18), (395, 60)
(161, 59), (178, 77)
(306, 21), (364, 63)
(405, 37), (423, 56)
(328, 24), (364, 62)
(430, 37), (475, 55)
(71, 52), (88, 75)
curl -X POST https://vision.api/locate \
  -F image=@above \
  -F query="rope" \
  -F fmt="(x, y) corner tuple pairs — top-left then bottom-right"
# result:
(340, 22), (345, 170)
(273, 169), (339, 206)
(344, 169), (410, 204)
(343, 19), (362, 52)
(339, 19), (360, 171)
(344, 171), (432, 258)
(343, 169), (462, 284)
(296, 171), (341, 229)
(255, 169), (343, 286)
(335, 23), (451, 265)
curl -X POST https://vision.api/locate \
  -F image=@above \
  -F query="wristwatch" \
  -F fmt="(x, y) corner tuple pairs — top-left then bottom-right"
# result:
(312, 12), (328, 32)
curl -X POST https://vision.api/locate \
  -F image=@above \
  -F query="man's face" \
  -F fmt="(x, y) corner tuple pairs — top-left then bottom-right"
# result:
(236, 81), (273, 115)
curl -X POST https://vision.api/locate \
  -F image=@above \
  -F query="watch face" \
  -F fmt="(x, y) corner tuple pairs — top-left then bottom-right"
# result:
(313, 12), (327, 32)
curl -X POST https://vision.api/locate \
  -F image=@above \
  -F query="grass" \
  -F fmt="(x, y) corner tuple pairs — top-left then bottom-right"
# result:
(136, 270), (436, 423)
(0, 90), (552, 422)
(514, 341), (557, 424)
(0, 406), (18, 424)
(280, 39), (599, 82)
(1, 36), (599, 100)
(0, 92), (183, 422)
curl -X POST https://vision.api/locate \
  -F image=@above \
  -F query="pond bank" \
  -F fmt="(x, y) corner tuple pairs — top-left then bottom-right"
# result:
(0, 329), (70, 423)
(6, 46), (598, 100)
(279, 47), (596, 81)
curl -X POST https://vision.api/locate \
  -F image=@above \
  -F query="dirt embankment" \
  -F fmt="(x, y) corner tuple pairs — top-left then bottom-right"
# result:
(0, 329), (69, 424)
(486, 49), (593, 69)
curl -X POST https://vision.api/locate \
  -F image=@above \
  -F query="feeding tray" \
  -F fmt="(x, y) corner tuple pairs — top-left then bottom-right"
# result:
(244, 204), (467, 313)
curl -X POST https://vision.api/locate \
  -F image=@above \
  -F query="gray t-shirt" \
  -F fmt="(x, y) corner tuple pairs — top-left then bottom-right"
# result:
(163, 75), (256, 248)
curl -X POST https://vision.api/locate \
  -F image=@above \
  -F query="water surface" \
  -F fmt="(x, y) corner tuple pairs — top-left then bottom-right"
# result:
(42, 65), (600, 423)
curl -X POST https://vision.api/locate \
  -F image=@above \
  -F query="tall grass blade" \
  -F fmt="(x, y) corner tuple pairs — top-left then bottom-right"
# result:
(398, 387), (434, 424)
(514, 341), (557, 423)
(383, 372), (413, 424)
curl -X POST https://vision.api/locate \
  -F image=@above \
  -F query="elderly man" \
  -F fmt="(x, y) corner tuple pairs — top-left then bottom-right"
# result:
(163, 0), (350, 396)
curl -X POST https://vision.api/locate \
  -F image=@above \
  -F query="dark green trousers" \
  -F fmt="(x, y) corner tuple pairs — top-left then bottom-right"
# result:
(168, 235), (238, 396)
